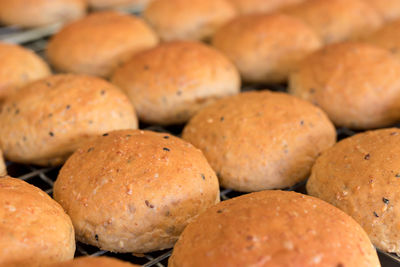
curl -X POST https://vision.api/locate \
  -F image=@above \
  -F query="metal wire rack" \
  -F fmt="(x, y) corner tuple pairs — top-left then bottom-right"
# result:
(1, 12), (400, 267)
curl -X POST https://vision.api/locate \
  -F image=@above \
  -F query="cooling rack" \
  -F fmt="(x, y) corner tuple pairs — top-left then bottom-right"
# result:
(1, 11), (400, 267)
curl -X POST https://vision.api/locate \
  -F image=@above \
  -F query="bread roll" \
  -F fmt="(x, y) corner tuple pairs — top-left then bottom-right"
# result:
(0, 177), (75, 267)
(283, 0), (383, 44)
(0, 0), (86, 28)
(363, 19), (400, 61)
(49, 256), (138, 267)
(289, 42), (400, 129)
(0, 150), (6, 176)
(46, 11), (158, 78)
(0, 74), (137, 166)
(307, 128), (400, 254)
(143, 0), (236, 41)
(212, 13), (322, 83)
(169, 190), (380, 267)
(0, 42), (51, 99)
(365, 0), (400, 22)
(182, 91), (336, 192)
(53, 129), (220, 253)
(88, 0), (151, 11)
(228, 0), (305, 15)
(111, 41), (240, 125)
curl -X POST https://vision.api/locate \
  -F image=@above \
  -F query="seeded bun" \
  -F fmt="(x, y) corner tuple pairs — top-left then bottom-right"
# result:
(182, 91), (335, 192)
(283, 0), (382, 44)
(0, 177), (75, 267)
(46, 11), (158, 78)
(88, 0), (151, 11)
(289, 42), (400, 130)
(212, 13), (322, 84)
(363, 19), (400, 61)
(54, 129), (220, 253)
(49, 256), (139, 267)
(169, 190), (380, 267)
(365, 0), (400, 22)
(307, 128), (400, 254)
(228, 0), (305, 14)
(0, 150), (6, 176)
(0, 42), (51, 99)
(111, 41), (240, 125)
(143, 0), (236, 41)
(0, 0), (86, 28)
(0, 74), (137, 166)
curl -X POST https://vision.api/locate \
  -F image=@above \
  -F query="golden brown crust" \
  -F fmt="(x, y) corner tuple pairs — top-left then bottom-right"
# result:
(169, 190), (380, 267)
(49, 256), (139, 267)
(88, 0), (151, 10)
(365, 0), (400, 22)
(212, 13), (322, 83)
(289, 42), (400, 129)
(228, 0), (305, 14)
(46, 11), (158, 78)
(363, 19), (400, 61)
(0, 177), (75, 267)
(0, 42), (51, 99)
(0, 74), (137, 166)
(283, 0), (383, 44)
(143, 0), (236, 41)
(111, 41), (240, 125)
(182, 91), (336, 192)
(307, 128), (400, 254)
(54, 129), (220, 253)
(0, 0), (86, 27)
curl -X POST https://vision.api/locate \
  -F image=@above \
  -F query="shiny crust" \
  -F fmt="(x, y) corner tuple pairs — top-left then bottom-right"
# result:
(182, 91), (336, 192)
(46, 11), (158, 78)
(49, 256), (139, 267)
(0, 74), (137, 166)
(365, 0), (400, 22)
(0, 177), (75, 267)
(0, 0), (86, 27)
(53, 129), (220, 253)
(283, 0), (383, 44)
(0, 42), (50, 99)
(88, 0), (151, 10)
(228, 0), (305, 14)
(212, 13), (322, 83)
(111, 41), (240, 125)
(289, 42), (400, 129)
(307, 128), (400, 254)
(143, 0), (236, 41)
(169, 190), (380, 267)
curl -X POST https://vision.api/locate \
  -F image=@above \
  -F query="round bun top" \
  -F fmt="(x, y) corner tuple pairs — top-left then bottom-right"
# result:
(46, 11), (158, 77)
(143, 0), (236, 41)
(0, 42), (50, 99)
(307, 128), (400, 254)
(49, 256), (139, 267)
(0, 177), (75, 267)
(169, 190), (380, 267)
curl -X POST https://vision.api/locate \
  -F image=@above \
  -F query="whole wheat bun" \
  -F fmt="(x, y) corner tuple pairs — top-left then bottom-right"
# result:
(363, 19), (400, 61)
(53, 129), (220, 253)
(0, 42), (51, 99)
(169, 190), (380, 267)
(0, 0), (86, 28)
(143, 0), (236, 41)
(49, 256), (139, 267)
(289, 42), (400, 130)
(111, 41), (240, 125)
(307, 128), (400, 254)
(0, 74), (137, 166)
(365, 0), (400, 22)
(182, 91), (336, 192)
(228, 0), (305, 15)
(283, 0), (383, 44)
(0, 177), (75, 267)
(88, 0), (151, 11)
(0, 150), (6, 176)
(46, 11), (158, 78)
(212, 13), (322, 84)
